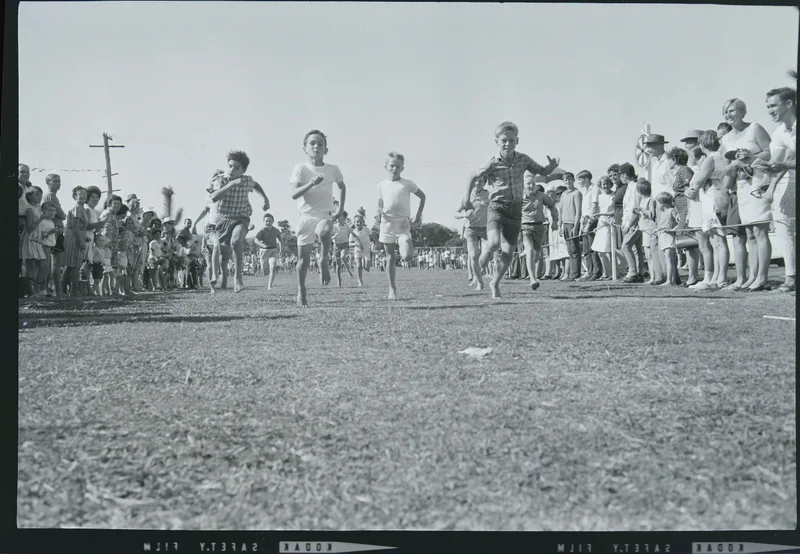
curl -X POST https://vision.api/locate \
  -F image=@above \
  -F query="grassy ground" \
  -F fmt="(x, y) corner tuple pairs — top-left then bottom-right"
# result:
(17, 266), (796, 530)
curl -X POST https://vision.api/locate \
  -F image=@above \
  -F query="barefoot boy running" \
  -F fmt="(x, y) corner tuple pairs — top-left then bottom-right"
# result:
(350, 214), (372, 287)
(210, 151), (270, 293)
(454, 176), (490, 290)
(377, 151), (426, 300)
(254, 213), (282, 290)
(290, 130), (347, 307)
(462, 121), (560, 298)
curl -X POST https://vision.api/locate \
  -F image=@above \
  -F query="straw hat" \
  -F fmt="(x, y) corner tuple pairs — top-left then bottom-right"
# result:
(644, 134), (669, 144)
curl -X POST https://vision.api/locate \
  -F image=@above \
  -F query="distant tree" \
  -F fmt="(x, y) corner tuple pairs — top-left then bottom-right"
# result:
(414, 222), (458, 247)
(160, 185), (184, 224)
(444, 235), (466, 247)
(276, 219), (297, 255)
(788, 69), (797, 81)
(243, 237), (257, 256)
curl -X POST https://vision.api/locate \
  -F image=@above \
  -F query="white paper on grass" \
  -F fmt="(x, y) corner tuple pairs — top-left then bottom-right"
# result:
(458, 347), (493, 357)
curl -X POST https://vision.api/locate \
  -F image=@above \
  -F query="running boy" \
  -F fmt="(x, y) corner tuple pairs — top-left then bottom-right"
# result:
(254, 213), (282, 290)
(290, 130), (346, 307)
(462, 121), (560, 298)
(377, 151), (426, 300)
(350, 214), (372, 287)
(210, 151), (270, 293)
(333, 211), (358, 287)
(521, 171), (559, 290)
(454, 176), (490, 290)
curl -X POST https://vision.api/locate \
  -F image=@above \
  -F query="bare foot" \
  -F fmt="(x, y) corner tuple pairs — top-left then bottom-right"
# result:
(321, 261), (331, 285)
(234, 282), (244, 293)
(297, 288), (308, 307)
(659, 281), (671, 287)
(387, 288), (397, 300)
(489, 279), (501, 299)
(357, 281), (363, 287)
(267, 285), (273, 291)
(337, 280), (342, 288)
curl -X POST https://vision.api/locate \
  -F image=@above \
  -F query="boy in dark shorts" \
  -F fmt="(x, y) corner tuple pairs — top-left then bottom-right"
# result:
(461, 121), (560, 298)
(521, 171), (559, 290)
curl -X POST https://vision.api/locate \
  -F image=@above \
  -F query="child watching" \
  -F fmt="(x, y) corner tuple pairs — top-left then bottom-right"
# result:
(631, 179), (664, 285)
(654, 192), (681, 285)
(21, 187), (49, 296)
(290, 130), (346, 307)
(148, 229), (166, 291)
(94, 234), (113, 296)
(461, 121), (560, 298)
(376, 151), (426, 300)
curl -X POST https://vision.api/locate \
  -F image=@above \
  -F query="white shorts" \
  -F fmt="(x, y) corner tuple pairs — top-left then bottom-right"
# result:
(297, 213), (332, 247)
(354, 247), (369, 259)
(379, 218), (412, 244)
(260, 248), (279, 264)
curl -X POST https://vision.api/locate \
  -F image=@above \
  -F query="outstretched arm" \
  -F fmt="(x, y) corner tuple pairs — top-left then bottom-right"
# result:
(253, 182), (270, 211)
(291, 173), (325, 200)
(333, 181), (346, 219)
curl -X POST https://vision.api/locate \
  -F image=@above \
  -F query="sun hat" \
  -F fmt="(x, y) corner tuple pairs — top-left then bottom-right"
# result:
(126, 194), (139, 203)
(163, 216), (175, 224)
(680, 130), (703, 142)
(644, 134), (669, 145)
(142, 206), (156, 215)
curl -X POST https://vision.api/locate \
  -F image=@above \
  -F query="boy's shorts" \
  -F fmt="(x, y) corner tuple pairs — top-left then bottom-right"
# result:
(486, 200), (522, 245)
(335, 242), (349, 254)
(91, 262), (103, 280)
(464, 226), (487, 241)
(354, 247), (368, 259)
(297, 213), (331, 247)
(379, 218), (412, 244)
(260, 247), (279, 265)
(658, 232), (676, 251)
(215, 216), (249, 248)
(521, 222), (547, 252)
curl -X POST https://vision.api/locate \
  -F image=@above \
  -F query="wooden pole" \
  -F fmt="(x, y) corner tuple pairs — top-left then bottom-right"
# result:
(90, 132), (125, 197)
(646, 123), (652, 185)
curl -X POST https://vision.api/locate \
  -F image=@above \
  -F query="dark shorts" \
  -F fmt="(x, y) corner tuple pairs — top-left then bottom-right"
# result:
(486, 201), (522, 245)
(464, 226), (487, 241)
(521, 222), (547, 251)
(215, 216), (249, 247)
(91, 262), (104, 280)
(335, 242), (349, 254)
(622, 228), (643, 247)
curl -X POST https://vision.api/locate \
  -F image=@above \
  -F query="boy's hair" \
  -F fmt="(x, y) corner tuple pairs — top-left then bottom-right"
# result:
(576, 170), (592, 181)
(303, 129), (328, 148)
(716, 122), (732, 134)
(619, 162), (637, 180)
(263, 213), (274, 221)
(598, 176), (613, 188)
(494, 121), (519, 137)
(386, 151), (405, 165)
(655, 191), (674, 206)
(636, 179), (652, 196)
(607, 163), (620, 174)
(666, 147), (689, 166)
(72, 186), (87, 198)
(227, 150), (250, 172)
(25, 186), (43, 202)
(699, 130), (721, 151)
(563, 172), (575, 181)
(766, 86), (797, 104)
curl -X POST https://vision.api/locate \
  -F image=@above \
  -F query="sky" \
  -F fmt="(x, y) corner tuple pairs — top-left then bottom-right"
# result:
(19, 2), (799, 235)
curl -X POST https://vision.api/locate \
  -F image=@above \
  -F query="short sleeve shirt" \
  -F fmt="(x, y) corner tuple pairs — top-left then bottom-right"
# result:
(465, 188), (490, 228)
(473, 152), (545, 204)
(205, 194), (219, 226)
(216, 176), (256, 219)
(255, 226), (281, 249)
(577, 183), (599, 218)
(290, 163), (343, 216)
(378, 178), (419, 221)
(334, 222), (353, 244)
(522, 190), (556, 224)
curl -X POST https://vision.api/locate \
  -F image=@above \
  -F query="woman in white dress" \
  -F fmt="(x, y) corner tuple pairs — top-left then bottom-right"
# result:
(590, 176), (615, 278)
(720, 98), (772, 289)
(723, 148), (772, 291)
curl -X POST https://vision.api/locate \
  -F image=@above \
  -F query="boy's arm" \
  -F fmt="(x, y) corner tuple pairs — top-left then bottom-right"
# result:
(291, 165), (324, 200)
(252, 181), (270, 211)
(376, 197), (384, 226)
(413, 189), (426, 224)
(573, 191), (582, 234)
(192, 207), (209, 233)
(210, 178), (242, 202)
(333, 181), (346, 219)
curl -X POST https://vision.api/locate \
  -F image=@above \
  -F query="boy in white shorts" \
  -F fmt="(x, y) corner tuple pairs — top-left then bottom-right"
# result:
(377, 151), (426, 300)
(333, 211), (358, 287)
(350, 214), (372, 286)
(290, 129), (346, 307)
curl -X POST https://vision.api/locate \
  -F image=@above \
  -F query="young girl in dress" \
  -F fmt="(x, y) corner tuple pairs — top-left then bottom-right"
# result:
(94, 234), (114, 296)
(38, 202), (59, 296)
(590, 176), (616, 278)
(632, 179), (663, 285)
(62, 186), (91, 297)
(654, 192), (681, 286)
(21, 187), (50, 297)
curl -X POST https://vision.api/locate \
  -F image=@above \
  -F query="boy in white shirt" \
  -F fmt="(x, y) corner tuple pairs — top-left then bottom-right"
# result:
(290, 130), (346, 307)
(350, 215), (372, 287)
(376, 151), (426, 300)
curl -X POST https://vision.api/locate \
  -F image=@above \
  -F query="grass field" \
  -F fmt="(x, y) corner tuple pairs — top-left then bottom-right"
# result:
(17, 266), (796, 531)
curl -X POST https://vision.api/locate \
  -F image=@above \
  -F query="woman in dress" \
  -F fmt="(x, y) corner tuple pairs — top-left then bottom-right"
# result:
(666, 147), (696, 284)
(62, 186), (91, 296)
(590, 176), (616, 279)
(686, 130), (729, 291)
(720, 98), (772, 289)
(723, 148), (772, 291)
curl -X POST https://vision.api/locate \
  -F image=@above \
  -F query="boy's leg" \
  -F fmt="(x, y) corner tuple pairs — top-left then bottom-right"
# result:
(522, 233), (538, 288)
(356, 254), (364, 285)
(335, 247), (343, 287)
(267, 256), (277, 289)
(230, 221), (249, 293)
(383, 242), (398, 300)
(314, 219), (333, 285)
(479, 229), (502, 272)
(466, 235), (483, 289)
(296, 244), (313, 307)
(218, 245), (230, 289)
(490, 236), (516, 299)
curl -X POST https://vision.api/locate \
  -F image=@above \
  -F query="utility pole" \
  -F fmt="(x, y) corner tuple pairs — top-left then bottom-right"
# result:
(90, 133), (125, 196)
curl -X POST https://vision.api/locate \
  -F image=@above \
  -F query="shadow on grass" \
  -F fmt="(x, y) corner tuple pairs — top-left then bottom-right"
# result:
(403, 304), (489, 311)
(19, 313), (298, 329)
(545, 294), (742, 301)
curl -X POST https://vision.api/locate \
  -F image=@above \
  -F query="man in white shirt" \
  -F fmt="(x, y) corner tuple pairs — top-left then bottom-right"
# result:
(765, 87), (797, 292)
(575, 170), (601, 281)
(645, 134), (675, 198)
